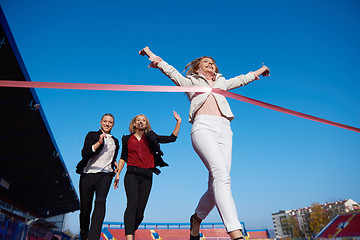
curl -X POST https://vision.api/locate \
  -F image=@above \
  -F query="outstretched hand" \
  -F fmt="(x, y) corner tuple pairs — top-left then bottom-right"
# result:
(140, 46), (162, 68)
(139, 46), (153, 57)
(172, 111), (182, 137)
(261, 65), (270, 77)
(253, 65), (270, 78)
(173, 111), (181, 122)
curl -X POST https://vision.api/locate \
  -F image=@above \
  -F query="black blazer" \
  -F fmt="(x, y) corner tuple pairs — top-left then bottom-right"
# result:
(76, 130), (120, 174)
(121, 130), (177, 169)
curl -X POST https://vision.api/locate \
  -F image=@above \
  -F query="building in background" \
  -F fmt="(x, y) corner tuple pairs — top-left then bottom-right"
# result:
(272, 210), (289, 238)
(272, 199), (360, 239)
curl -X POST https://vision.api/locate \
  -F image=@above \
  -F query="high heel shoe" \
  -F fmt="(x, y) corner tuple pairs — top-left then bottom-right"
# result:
(190, 214), (202, 240)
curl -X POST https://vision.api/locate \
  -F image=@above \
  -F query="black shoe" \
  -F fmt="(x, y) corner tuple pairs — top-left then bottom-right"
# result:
(190, 235), (200, 240)
(190, 214), (202, 240)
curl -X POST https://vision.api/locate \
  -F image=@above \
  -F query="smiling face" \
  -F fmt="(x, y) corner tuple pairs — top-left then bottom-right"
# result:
(129, 114), (152, 133)
(185, 56), (219, 77)
(100, 115), (114, 133)
(134, 115), (147, 131)
(197, 57), (217, 76)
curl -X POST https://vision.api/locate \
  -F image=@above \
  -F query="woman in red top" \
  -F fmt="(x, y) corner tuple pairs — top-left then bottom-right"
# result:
(114, 111), (181, 240)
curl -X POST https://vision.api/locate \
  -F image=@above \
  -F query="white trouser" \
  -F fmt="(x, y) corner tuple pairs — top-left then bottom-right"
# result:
(191, 115), (242, 233)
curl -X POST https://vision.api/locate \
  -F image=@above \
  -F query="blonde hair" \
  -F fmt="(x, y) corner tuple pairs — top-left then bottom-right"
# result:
(129, 114), (152, 134)
(101, 113), (115, 122)
(184, 56), (219, 76)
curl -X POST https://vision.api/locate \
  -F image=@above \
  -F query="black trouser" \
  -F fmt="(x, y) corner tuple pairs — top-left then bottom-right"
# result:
(124, 166), (153, 236)
(79, 172), (113, 240)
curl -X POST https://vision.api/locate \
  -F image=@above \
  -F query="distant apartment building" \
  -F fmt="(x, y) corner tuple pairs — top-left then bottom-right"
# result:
(272, 210), (289, 238)
(272, 199), (360, 239)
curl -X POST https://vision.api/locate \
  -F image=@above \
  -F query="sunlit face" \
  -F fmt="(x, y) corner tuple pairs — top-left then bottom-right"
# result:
(100, 116), (114, 133)
(134, 115), (147, 131)
(197, 57), (216, 76)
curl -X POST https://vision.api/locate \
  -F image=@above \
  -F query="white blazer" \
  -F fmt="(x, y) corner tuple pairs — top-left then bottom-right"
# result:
(157, 60), (257, 123)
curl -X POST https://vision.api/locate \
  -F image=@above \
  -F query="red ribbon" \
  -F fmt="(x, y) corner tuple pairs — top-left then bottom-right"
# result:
(0, 80), (211, 93)
(1, 80), (359, 133)
(212, 89), (360, 133)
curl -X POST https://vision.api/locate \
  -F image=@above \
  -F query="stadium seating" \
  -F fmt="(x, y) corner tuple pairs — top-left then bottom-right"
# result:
(317, 212), (360, 238)
(105, 228), (230, 240)
(246, 229), (270, 239)
(201, 228), (228, 239)
(108, 228), (153, 240)
(154, 229), (190, 239)
(102, 222), (271, 239)
(107, 228), (125, 240)
(317, 214), (351, 237)
(336, 213), (360, 237)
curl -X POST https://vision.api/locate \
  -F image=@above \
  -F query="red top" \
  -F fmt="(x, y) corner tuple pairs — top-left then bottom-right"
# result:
(127, 134), (155, 169)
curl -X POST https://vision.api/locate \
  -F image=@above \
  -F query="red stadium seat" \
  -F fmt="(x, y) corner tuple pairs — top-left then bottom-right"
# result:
(318, 212), (360, 238)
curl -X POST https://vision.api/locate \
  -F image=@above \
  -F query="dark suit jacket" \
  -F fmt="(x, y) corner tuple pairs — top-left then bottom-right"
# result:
(76, 130), (120, 174)
(121, 130), (177, 169)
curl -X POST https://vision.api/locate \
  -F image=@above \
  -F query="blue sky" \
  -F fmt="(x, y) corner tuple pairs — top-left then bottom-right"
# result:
(1, 0), (360, 234)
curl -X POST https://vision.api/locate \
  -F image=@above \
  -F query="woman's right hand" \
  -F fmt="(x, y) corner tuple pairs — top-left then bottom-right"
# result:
(140, 46), (162, 68)
(99, 131), (106, 144)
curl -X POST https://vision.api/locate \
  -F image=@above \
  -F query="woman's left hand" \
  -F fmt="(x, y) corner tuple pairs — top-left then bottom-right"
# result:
(114, 176), (120, 189)
(261, 65), (270, 77)
(173, 111), (181, 122)
(139, 46), (152, 57)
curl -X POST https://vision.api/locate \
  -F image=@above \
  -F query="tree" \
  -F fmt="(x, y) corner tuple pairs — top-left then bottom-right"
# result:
(289, 215), (304, 238)
(281, 215), (304, 238)
(280, 217), (292, 238)
(280, 201), (356, 238)
(309, 203), (329, 237)
(301, 210), (312, 238)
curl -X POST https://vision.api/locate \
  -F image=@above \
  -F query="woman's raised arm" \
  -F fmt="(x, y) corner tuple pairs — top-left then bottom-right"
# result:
(172, 111), (182, 137)
(139, 46), (163, 68)
(253, 65), (270, 78)
(139, 46), (192, 87)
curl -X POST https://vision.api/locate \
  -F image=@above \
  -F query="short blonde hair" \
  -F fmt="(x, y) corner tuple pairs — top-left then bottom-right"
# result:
(129, 114), (152, 134)
(184, 56), (219, 76)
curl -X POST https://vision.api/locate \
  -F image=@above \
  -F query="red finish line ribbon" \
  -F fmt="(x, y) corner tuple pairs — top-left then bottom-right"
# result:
(1, 80), (359, 133)
(212, 89), (360, 133)
(0, 80), (211, 93)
